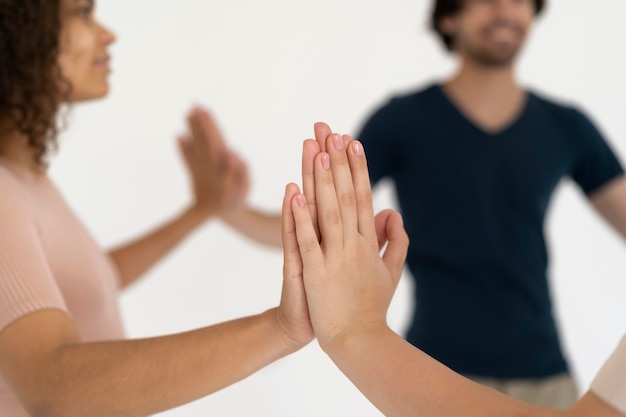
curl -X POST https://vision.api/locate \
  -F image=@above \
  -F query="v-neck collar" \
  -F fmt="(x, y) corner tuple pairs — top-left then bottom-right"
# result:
(433, 84), (531, 138)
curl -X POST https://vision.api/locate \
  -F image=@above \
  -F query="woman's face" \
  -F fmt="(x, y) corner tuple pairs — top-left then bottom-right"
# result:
(58, 0), (116, 102)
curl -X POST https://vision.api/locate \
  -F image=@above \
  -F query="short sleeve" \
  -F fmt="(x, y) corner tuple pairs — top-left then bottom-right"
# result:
(590, 334), (626, 415)
(356, 98), (402, 185)
(569, 109), (624, 195)
(0, 172), (67, 333)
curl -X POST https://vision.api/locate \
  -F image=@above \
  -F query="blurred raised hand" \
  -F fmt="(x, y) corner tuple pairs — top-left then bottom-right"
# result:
(179, 107), (250, 220)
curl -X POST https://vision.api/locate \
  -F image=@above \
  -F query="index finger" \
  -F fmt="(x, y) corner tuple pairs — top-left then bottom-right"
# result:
(302, 139), (321, 240)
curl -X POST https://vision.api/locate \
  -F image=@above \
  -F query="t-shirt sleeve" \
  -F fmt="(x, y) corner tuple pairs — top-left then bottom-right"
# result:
(0, 173), (67, 333)
(569, 109), (624, 195)
(356, 99), (402, 185)
(590, 334), (626, 415)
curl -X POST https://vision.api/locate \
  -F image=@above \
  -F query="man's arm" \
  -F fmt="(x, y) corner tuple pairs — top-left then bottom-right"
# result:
(219, 207), (282, 247)
(589, 176), (626, 239)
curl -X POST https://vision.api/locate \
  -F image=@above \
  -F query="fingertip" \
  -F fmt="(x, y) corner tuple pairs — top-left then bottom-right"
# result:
(285, 182), (301, 195)
(187, 105), (205, 120)
(314, 121), (331, 133)
(392, 211), (404, 227)
(303, 138), (321, 152)
(389, 211), (409, 244)
(294, 193), (306, 209)
(325, 134), (339, 153)
(314, 122), (332, 152)
(317, 152), (331, 170)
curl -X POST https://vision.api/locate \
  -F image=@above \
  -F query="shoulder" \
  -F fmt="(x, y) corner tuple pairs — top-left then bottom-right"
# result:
(528, 91), (595, 130)
(376, 83), (440, 115)
(0, 162), (35, 216)
(527, 91), (610, 156)
(359, 83), (440, 132)
(0, 163), (23, 195)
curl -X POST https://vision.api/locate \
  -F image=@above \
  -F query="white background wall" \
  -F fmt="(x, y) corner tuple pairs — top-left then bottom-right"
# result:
(49, 1), (626, 415)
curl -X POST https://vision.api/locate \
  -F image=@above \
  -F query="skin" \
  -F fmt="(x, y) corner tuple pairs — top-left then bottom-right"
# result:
(287, 122), (624, 417)
(440, 0), (535, 133)
(58, 0), (116, 101)
(0, 1), (314, 416)
(441, 0), (535, 69)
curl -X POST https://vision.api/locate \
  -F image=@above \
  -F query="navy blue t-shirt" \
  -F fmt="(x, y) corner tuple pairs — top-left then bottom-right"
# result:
(358, 84), (624, 378)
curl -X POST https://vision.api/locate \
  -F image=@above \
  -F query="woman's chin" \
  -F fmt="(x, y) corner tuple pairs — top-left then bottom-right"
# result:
(68, 87), (110, 104)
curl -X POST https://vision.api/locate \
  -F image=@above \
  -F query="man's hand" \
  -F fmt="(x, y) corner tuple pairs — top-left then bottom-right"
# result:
(179, 107), (249, 220)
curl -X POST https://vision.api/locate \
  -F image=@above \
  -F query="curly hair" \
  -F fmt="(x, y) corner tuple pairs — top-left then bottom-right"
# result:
(0, 0), (70, 169)
(431, 0), (546, 52)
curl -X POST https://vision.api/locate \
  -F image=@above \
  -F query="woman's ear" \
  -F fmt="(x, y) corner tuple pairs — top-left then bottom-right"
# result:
(439, 15), (457, 37)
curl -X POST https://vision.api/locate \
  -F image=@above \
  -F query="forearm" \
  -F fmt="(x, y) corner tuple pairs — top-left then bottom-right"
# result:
(220, 206), (282, 248)
(30, 309), (299, 417)
(109, 207), (209, 288)
(324, 327), (559, 417)
(590, 177), (626, 240)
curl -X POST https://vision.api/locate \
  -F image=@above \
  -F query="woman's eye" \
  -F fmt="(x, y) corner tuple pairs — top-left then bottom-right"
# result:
(76, 3), (93, 21)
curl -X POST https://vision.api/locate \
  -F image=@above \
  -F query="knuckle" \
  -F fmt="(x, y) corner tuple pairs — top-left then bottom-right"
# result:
(325, 208), (342, 226)
(339, 191), (356, 207)
(299, 239), (319, 255)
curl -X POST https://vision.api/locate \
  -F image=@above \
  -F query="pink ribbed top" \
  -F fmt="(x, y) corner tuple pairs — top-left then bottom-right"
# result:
(0, 160), (125, 416)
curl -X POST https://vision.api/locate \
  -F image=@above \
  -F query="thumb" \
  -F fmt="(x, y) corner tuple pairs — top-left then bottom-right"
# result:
(177, 135), (194, 166)
(374, 209), (395, 251)
(380, 211), (408, 286)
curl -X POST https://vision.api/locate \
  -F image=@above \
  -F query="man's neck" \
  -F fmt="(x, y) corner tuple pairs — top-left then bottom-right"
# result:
(445, 57), (521, 102)
(441, 57), (526, 133)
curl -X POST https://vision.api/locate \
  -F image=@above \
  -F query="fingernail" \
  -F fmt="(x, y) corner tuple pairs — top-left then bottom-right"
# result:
(296, 194), (306, 208)
(332, 134), (343, 150)
(321, 153), (330, 170)
(352, 141), (363, 156)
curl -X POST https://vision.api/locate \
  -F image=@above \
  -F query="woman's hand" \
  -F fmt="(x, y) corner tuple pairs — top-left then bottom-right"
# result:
(273, 183), (315, 349)
(287, 130), (408, 350)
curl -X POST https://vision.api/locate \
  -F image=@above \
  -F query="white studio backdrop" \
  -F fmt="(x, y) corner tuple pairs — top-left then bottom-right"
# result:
(49, 1), (626, 416)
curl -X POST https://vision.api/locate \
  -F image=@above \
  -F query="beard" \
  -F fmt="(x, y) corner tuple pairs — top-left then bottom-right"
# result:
(457, 20), (526, 68)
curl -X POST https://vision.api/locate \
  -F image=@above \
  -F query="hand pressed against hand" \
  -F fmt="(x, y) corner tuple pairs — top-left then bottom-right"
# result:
(273, 123), (349, 349)
(274, 183), (315, 348)
(178, 107), (249, 219)
(288, 131), (408, 350)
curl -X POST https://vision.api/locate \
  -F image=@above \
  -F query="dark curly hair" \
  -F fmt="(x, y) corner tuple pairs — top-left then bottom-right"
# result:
(0, 0), (71, 169)
(431, 0), (546, 52)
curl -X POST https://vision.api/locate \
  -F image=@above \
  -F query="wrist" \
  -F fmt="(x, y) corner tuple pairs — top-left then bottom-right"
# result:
(265, 308), (309, 354)
(184, 204), (215, 225)
(218, 204), (247, 224)
(319, 322), (392, 357)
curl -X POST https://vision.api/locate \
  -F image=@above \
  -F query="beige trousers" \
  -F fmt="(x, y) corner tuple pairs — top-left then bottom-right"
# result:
(467, 373), (579, 409)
